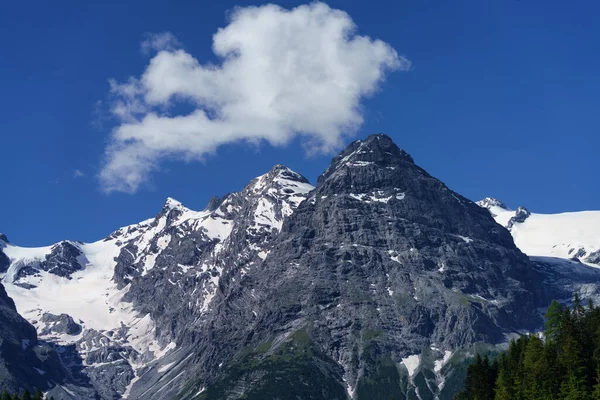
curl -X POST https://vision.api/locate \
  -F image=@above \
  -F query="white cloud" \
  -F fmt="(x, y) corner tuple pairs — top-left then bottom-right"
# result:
(100, 2), (409, 193)
(140, 32), (182, 54)
(73, 169), (85, 178)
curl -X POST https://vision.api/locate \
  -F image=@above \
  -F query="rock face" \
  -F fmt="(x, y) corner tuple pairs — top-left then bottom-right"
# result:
(39, 313), (82, 336)
(109, 164), (314, 350)
(475, 198), (509, 211)
(6, 240), (86, 283)
(506, 206), (531, 230)
(43, 242), (86, 278)
(0, 283), (69, 394)
(0, 238), (9, 274)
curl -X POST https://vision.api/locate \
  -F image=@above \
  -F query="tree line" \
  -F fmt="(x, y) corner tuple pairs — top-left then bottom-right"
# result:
(1, 389), (52, 400)
(456, 294), (600, 400)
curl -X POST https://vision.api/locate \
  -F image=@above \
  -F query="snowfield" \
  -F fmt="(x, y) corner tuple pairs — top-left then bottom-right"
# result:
(1, 237), (167, 359)
(478, 197), (600, 267)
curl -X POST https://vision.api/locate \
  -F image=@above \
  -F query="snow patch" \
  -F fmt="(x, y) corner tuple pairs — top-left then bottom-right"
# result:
(401, 354), (420, 378)
(458, 236), (473, 243)
(434, 351), (452, 373)
(437, 262), (445, 273)
(158, 361), (176, 373)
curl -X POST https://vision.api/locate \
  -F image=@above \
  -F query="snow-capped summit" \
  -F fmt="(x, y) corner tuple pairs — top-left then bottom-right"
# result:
(162, 196), (186, 211)
(476, 197), (510, 211)
(246, 164), (312, 196)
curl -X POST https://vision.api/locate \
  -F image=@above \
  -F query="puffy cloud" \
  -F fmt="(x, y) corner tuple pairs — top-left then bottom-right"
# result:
(100, 2), (409, 193)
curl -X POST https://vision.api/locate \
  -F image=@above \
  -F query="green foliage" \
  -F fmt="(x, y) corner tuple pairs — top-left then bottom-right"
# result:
(456, 295), (600, 400)
(21, 390), (31, 400)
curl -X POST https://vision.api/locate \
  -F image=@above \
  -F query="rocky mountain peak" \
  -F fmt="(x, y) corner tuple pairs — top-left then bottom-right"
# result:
(317, 133), (416, 189)
(204, 195), (226, 212)
(164, 134), (551, 400)
(0, 233), (8, 243)
(476, 197), (511, 211)
(159, 196), (188, 215)
(244, 164), (311, 197)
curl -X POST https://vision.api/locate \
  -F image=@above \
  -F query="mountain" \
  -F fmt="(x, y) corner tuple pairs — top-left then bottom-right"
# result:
(0, 165), (314, 399)
(477, 197), (600, 266)
(166, 134), (557, 400)
(1, 134), (599, 399)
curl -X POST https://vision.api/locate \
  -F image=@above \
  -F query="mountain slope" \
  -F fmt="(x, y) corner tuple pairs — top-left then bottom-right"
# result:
(170, 134), (553, 400)
(477, 198), (600, 266)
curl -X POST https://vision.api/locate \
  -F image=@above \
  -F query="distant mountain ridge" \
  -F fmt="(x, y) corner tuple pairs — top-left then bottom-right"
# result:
(477, 197), (600, 267)
(0, 134), (599, 399)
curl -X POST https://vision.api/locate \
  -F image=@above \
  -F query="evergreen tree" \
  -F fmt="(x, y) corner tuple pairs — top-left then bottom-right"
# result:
(574, 293), (586, 319)
(522, 335), (555, 400)
(32, 389), (42, 400)
(593, 369), (600, 400)
(454, 353), (496, 400)
(545, 300), (564, 343)
(2, 391), (11, 400)
(559, 304), (591, 399)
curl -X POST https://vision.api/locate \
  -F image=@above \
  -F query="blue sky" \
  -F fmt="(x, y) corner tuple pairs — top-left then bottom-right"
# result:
(1, 0), (598, 246)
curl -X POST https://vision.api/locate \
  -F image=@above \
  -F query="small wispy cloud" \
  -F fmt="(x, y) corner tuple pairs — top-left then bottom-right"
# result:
(101, 2), (409, 193)
(73, 169), (85, 178)
(140, 32), (182, 55)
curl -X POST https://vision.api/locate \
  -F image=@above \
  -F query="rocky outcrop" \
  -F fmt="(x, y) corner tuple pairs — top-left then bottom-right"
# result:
(506, 206), (531, 230)
(0, 237), (9, 274)
(586, 250), (600, 266)
(39, 313), (82, 336)
(43, 242), (86, 278)
(7, 241), (86, 283)
(475, 198), (509, 211)
(0, 283), (69, 394)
